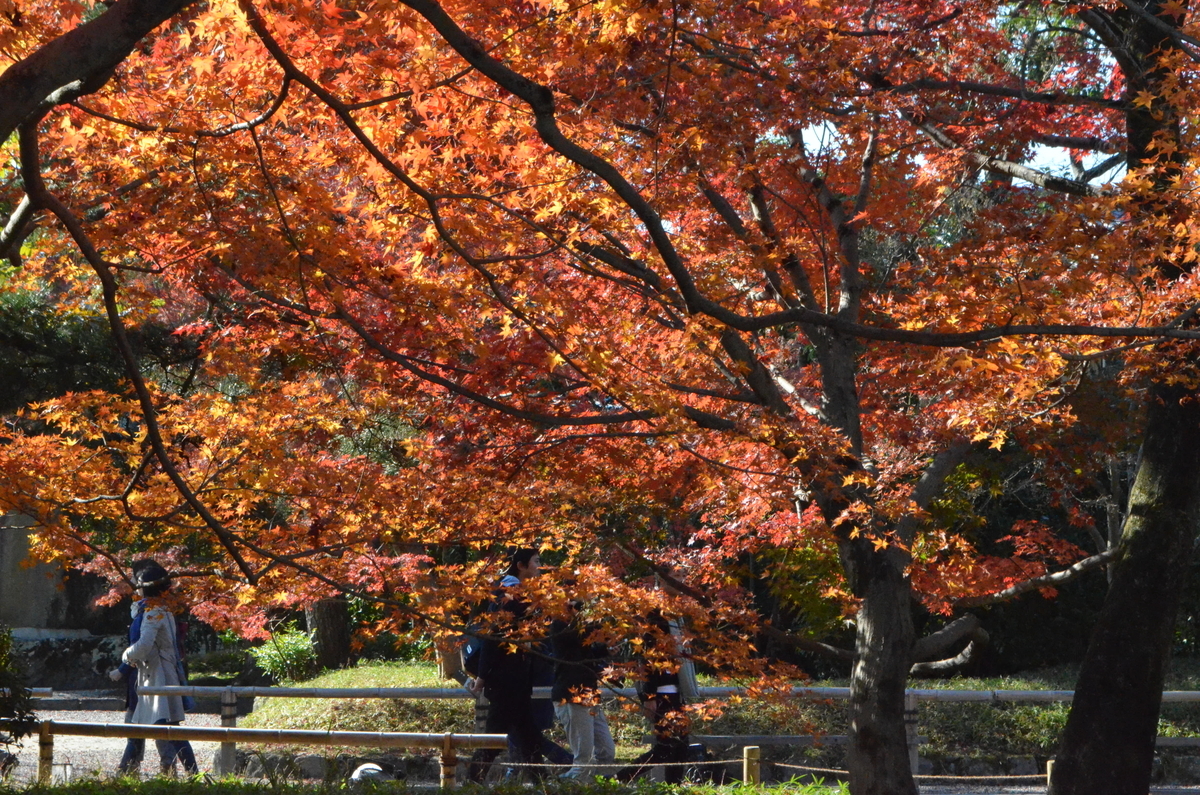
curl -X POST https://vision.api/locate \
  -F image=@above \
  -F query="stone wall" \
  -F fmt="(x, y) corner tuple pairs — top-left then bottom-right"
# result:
(2, 514), (129, 688)
(0, 515), (64, 628)
(11, 630), (126, 690)
(0, 515), (125, 634)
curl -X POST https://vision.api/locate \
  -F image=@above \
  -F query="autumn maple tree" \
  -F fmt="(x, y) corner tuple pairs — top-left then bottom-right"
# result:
(2, 1), (1200, 794)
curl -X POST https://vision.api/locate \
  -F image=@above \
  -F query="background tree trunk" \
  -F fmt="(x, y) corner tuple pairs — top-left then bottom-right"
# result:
(305, 597), (353, 671)
(1050, 384), (1200, 795)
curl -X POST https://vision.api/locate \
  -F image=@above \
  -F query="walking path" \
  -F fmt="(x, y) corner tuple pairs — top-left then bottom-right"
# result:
(7, 710), (222, 785)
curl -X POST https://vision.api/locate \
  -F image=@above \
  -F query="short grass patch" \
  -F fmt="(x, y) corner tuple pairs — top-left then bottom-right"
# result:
(239, 662), (473, 737)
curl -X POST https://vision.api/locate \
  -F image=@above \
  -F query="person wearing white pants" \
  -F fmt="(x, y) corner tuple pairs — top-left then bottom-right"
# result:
(554, 699), (615, 779)
(550, 600), (616, 779)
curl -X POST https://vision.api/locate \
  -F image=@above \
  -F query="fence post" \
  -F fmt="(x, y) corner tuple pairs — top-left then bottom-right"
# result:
(439, 733), (457, 789)
(904, 692), (919, 774)
(743, 745), (760, 784)
(37, 721), (53, 784)
(215, 686), (238, 775)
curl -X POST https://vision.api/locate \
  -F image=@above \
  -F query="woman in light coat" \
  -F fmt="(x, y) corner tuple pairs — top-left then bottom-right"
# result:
(111, 560), (198, 776)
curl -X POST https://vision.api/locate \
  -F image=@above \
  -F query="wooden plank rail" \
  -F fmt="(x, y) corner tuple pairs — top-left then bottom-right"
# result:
(35, 720), (506, 788)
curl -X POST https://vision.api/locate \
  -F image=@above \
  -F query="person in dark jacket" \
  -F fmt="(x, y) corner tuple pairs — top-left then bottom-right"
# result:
(466, 549), (546, 782)
(529, 644), (574, 768)
(550, 599), (615, 779)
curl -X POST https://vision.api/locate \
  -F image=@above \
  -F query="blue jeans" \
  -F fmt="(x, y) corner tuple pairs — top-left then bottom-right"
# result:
(117, 714), (198, 775)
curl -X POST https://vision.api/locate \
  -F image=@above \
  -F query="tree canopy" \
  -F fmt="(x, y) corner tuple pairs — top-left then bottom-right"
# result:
(1, 1), (1198, 793)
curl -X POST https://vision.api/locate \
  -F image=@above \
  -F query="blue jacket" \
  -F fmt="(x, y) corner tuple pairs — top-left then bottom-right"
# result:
(117, 601), (145, 710)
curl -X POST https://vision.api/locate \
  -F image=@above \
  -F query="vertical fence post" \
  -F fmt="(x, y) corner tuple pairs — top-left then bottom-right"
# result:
(215, 686), (238, 775)
(904, 692), (920, 775)
(743, 745), (760, 784)
(440, 733), (457, 789)
(37, 721), (53, 784)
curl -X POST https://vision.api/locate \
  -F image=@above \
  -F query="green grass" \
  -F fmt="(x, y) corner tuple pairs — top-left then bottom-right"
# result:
(239, 662), (473, 736)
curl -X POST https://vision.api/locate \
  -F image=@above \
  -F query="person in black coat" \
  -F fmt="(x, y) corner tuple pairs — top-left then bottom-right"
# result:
(466, 549), (546, 782)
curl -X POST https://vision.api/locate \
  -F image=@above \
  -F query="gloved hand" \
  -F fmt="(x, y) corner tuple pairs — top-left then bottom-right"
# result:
(109, 668), (123, 682)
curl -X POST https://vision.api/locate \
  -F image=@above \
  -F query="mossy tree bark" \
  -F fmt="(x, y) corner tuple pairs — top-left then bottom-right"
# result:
(843, 539), (918, 795)
(305, 597), (353, 671)
(1050, 384), (1200, 795)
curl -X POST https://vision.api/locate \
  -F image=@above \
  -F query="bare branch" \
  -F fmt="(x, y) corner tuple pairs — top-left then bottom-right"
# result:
(910, 626), (989, 676)
(870, 74), (1127, 111)
(912, 613), (981, 661)
(954, 547), (1120, 608)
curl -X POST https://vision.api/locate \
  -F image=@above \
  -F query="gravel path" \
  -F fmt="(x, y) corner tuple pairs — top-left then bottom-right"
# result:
(7, 710), (222, 785)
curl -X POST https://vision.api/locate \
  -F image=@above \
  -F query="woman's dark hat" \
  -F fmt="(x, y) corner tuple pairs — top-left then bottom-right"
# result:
(130, 559), (171, 589)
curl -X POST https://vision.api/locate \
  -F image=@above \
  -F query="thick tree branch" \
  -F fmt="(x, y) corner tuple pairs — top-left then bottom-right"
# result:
(719, 330), (794, 417)
(895, 438), (973, 544)
(1035, 134), (1122, 153)
(748, 185), (821, 311)
(0, 0), (198, 142)
(762, 623), (856, 663)
(1112, 0), (1200, 61)
(0, 196), (34, 263)
(1081, 152), (1126, 181)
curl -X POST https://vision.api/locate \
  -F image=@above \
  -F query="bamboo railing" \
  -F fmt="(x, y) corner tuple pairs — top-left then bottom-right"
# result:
(35, 720), (505, 788)
(17, 684), (1200, 783)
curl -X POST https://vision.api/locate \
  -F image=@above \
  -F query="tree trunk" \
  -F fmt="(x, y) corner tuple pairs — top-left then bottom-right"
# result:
(437, 638), (464, 681)
(1050, 384), (1200, 795)
(305, 597), (353, 671)
(844, 539), (917, 795)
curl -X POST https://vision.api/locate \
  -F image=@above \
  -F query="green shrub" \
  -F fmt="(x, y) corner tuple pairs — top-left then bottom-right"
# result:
(250, 623), (318, 683)
(0, 624), (35, 751)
